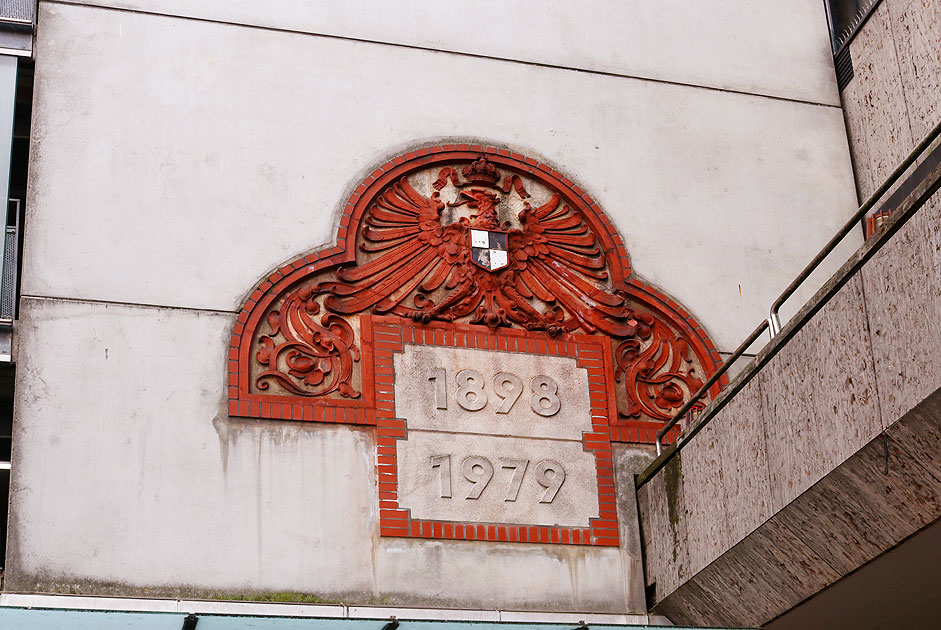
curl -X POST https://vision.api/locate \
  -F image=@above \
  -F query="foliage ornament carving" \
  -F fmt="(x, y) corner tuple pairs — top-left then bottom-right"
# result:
(229, 145), (724, 443)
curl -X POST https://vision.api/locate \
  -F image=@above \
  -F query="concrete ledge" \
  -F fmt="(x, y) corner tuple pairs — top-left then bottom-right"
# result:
(637, 155), (941, 626)
(652, 388), (941, 627)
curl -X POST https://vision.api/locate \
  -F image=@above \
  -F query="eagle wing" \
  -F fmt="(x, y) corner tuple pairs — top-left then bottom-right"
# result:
(507, 194), (635, 336)
(321, 176), (466, 314)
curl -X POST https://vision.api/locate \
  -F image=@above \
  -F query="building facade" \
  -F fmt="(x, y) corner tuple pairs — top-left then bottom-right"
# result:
(0, 1), (937, 628)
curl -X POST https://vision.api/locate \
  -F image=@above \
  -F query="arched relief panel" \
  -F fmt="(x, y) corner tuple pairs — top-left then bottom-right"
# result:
(228, 145), (724, 437)
(227, 145), (724, 545)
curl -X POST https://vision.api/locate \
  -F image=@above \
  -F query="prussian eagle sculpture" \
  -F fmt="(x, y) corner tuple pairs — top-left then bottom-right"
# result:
(252, 155), (710, 425)
(320, 157), (644, 339)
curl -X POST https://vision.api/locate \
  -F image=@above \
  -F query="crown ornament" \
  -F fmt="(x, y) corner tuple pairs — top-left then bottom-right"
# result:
(461, 156), (500, 186)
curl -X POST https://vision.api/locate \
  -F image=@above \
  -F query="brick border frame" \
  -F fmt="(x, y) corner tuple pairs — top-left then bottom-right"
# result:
(369, 316), (620, 546)
(227, 145), (725, 443)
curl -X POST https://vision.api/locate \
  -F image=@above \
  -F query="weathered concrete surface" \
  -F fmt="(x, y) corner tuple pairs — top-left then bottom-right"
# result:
(612, 444), (658, 614)
(6, 297), (378, 600)
(764, 274), (884, 511)
(637, 187), (941, 626)
(6, 297), (638, 612)
(842, 2), (916, 200)
(678, 420), (729, 579)
(22, 1), (859, 351)
(374, 538), (627, 612)
(714, 370), (772, 547)
(636, 455), (689, 600)
(63, 0), (840, 105)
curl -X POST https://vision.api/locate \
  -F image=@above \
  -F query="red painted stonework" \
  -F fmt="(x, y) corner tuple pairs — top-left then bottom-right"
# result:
(228, 146), (725, 445)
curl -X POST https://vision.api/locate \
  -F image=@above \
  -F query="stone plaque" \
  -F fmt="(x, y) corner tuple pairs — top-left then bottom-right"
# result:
(369, 316), (620, 546)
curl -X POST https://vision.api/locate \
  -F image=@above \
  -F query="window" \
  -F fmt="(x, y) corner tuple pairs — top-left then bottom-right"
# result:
(826, 0), (882, 53)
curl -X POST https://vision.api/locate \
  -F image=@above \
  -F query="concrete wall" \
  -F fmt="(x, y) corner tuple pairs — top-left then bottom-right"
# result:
(6, 294), (657, 612)
(21, 0), (858, 350)
(637, 167), (941, 626)
(63, 0), (841, 105)
(7, 0), (858, 611)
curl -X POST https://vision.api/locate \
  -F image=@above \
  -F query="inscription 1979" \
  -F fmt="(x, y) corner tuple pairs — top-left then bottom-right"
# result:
(429, 455), (565, 503)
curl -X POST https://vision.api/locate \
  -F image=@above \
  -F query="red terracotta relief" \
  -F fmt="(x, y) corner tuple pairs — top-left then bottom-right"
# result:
(229, 146), (724, 442)
(255, 290), (361, 398)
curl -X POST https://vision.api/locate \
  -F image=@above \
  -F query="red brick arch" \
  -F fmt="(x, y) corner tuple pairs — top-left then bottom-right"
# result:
(227, 144), (724, 444)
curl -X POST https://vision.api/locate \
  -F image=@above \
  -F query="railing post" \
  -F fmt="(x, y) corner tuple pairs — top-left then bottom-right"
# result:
(768, 313), (781, 338)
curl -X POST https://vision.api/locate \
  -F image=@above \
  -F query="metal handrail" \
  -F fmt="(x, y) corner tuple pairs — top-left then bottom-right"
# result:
(768, 118), (941, 335)
(653, 319), (769, 456)
(653, 117), (941, 457)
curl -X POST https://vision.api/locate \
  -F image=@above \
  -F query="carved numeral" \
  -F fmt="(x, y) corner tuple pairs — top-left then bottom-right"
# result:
(432, 455), (564, 503)
(534, 459), (565, 503)
(500, 458), (528, 502)
(426, 368), (563, 415)
(492, 372), (523, 414)
(430, 454), (452, 498)
(529, 375), (561, 417)
(427, 368), (447, 410)
(461, 456), (494, 499)
(455, 369), (488, 411)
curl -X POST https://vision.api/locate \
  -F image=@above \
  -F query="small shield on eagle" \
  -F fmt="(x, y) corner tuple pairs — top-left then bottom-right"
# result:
(470, 228), (509, 272)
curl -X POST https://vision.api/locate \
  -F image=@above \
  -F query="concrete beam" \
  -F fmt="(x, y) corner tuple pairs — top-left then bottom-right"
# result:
(655, 389), (941, 627)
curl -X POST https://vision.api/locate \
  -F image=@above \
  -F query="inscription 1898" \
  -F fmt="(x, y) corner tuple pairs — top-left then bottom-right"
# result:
(426, 368), (561, 416)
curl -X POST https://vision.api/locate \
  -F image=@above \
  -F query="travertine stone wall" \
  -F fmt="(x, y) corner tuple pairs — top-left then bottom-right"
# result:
(638, 183), (941, 627)
(842, 0), (940, 198)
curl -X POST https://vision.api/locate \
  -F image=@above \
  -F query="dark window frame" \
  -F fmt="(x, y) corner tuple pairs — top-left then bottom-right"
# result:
(825, 0), (884, 55)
